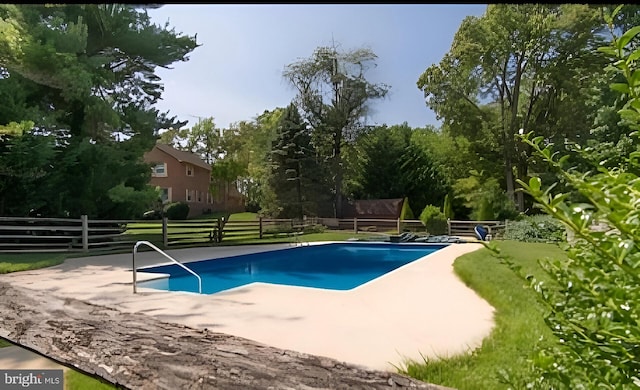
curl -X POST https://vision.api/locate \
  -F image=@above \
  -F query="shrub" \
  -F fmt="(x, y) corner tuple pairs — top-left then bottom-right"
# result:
(503, 214), (565, 243)
(164, 202), (189, 220)
(302, 224), (325, 234)
(107, 183), (160, 219)
(453, 172), (519, 221)
(400, 197), (415, 220)
(510, 15), (640, 388)
(419, 204), (447, 235)
(443, 193), (454, 219)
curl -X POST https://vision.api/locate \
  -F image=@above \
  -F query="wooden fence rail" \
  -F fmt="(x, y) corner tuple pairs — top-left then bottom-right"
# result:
(1, 215), (509, 253)
(447, 219), (506, 238)
(0, 216), (318, 253)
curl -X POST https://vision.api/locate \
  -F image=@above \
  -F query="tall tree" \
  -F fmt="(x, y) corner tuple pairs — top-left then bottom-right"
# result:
(345, 123), (447, 214)
(268, 103), (326, 218)
(0, 121), (56, 216)
(0, 4), (198, 217)
(239, 109), (284, 212)
(417, 4), (608, 212)
(581, 4), (640, 174)
(283, 44), (389, 217)
(186, 117), (221, 164)
(159, 117), (222, 164)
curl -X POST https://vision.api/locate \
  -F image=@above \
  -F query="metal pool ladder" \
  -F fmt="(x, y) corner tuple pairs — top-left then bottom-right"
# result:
(132, 240), (202, 294)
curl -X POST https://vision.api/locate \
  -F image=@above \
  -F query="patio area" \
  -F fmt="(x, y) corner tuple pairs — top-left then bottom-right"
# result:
(0, 242), (494, 372)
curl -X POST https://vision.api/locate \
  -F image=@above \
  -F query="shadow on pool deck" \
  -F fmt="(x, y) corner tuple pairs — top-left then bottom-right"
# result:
(0, 242), (494, 371)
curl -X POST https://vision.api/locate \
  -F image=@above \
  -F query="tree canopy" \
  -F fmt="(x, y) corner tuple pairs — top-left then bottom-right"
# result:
(283, 44), (389, 217)
(417, 4), (608, 213)
(0, 4), (198, 217)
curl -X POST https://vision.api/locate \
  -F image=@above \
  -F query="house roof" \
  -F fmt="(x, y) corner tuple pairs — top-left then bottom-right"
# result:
(153, 143), (211, 171)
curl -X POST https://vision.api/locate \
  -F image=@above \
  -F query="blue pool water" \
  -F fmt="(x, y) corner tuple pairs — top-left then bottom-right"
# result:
(137, 242), (447, 295)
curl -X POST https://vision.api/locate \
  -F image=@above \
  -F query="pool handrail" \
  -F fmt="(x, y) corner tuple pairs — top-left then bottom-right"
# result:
(132, 240), (202, 294)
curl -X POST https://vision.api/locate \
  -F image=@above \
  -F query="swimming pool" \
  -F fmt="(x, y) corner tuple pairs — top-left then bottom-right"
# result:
(137, 242), (448, 295)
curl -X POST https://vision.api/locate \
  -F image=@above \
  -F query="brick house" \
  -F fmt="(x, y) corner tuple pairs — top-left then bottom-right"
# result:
(143, 144), (214, 218)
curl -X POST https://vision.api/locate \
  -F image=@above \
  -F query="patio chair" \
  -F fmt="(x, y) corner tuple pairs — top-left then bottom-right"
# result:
(389, 231), (415, 243)
(474, 225), (490, 241)
(399, 232), (417, 242)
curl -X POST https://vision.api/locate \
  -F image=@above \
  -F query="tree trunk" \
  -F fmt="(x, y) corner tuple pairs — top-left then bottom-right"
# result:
(296, 162), (303, 219)
(335, 165), (343, 219)
(504, 141), (516, 207)
(0, 282), (449, 390)
(333, 129), (343, 219)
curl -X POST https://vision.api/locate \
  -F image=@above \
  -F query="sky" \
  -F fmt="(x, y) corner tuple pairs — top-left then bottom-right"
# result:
(147, 4), (488, 131)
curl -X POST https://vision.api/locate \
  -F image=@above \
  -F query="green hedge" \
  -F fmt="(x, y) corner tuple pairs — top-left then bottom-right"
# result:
(164, 202), (190, 220)
(503, 214), (565, 243)
(419, 204), (447, 235)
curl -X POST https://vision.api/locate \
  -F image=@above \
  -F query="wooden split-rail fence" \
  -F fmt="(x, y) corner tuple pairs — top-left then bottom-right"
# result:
(0, 215), (507, 254)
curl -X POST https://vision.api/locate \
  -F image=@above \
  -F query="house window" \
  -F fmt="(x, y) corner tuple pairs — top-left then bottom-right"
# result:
(186, 189), (193, 202)
(151, 163), (167, 177)
(186, 164), (193, 176)
(197, 190), (202, 202)
(160, 187), (171, 204)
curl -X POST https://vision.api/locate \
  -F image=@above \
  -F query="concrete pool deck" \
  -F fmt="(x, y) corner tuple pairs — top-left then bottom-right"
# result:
(0, 241), (495, 372)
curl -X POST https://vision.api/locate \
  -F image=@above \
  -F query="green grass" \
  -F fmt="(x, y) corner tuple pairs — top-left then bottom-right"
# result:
(399, 240), (564, 389)
(0, 253), (67, 274)
(0, 338), (116, 390)
(228, 212), (259, 221)
(65, 371), (116, 390)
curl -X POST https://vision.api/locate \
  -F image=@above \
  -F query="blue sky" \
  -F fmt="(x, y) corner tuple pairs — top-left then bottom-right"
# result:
(147, 4), (487, 130)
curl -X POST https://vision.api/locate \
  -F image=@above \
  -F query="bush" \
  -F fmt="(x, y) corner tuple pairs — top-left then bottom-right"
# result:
(453, 173), (519, 220)
(400, 197), (415, 220)
(512, 18), (640, 388)
(443, 193), (454, 219)
(303, 224), (325, 234)
(419, 204), (447, 235)
(107, 183), (160, 219)
(164, 202), (189, 220)
(503, 214), (565, 243)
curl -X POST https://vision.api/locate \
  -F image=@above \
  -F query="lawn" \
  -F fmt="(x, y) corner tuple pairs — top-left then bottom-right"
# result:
(0, 225), (567, 390)
(400, 240), (564, 389)
(0, 338), (115, 390)
(0, 253), (66, 274)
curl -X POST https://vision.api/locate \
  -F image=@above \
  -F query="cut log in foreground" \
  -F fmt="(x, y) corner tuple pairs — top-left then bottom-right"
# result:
(0, 282), (452, 390)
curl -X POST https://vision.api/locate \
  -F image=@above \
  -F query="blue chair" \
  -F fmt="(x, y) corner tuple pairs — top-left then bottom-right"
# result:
(474, 225), (489, 241)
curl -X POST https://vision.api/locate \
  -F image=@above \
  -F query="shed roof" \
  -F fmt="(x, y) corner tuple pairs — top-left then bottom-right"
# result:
(343, 198), (404, 218)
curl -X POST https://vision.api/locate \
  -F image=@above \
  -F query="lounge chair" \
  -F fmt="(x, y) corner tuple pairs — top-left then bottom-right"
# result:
(474, 225), (490, 241)
(414, 235), (465, 243)
(399, 232), (417, 242)
(389, 231), (415, 243)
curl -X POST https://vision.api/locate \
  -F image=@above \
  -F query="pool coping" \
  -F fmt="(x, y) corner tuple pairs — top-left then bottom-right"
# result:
(0, 241), (495, 372)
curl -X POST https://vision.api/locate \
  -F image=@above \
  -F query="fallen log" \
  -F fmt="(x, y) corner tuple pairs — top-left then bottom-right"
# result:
(0, 281), (451, 390)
